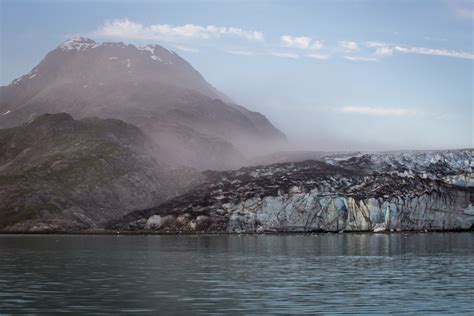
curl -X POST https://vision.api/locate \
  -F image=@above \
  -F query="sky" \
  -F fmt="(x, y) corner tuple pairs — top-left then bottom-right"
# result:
(1, 0), (473, 150)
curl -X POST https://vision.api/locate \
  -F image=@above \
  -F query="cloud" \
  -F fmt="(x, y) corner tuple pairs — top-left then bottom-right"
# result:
(365, 41), (388, 48)
(174, 45), (199, 53)
(94, 18), (264, 42)
(366, 41), (474, 60)
(344, 56), (378, 62)
(306, 53), (329, 60)
(225, 50), (256, 56)
(281, 35), (311, 49)
(340, 106), (418, 117)
(375, 46), (393, 56)
(280, 35), (323, 50)
(339, 41), (359, 51)
(393, 45), (474, 60)
(270, 52), (300, 59)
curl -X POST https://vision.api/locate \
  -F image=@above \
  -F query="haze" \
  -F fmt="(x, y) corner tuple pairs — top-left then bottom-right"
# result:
(1, 0), (473, 151)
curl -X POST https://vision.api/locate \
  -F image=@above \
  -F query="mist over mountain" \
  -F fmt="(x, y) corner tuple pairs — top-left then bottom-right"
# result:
(0, 37), (285, 170)
(0, 113), (204, 231)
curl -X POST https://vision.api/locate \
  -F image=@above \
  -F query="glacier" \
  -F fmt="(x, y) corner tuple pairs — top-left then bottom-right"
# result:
(111, 149), (474, 233)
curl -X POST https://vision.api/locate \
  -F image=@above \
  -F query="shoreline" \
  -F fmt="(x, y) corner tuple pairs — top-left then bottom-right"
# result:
(1, 228), (473, 236)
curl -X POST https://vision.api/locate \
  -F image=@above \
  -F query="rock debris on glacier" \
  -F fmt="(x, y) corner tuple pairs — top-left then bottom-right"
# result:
(110, 149), (474, 233)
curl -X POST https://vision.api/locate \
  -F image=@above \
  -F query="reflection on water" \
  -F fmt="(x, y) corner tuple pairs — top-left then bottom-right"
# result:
(1, 233), (473, 314)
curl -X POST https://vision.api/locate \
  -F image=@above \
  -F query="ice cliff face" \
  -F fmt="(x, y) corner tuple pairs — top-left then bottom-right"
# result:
(110, 149), (474, 233)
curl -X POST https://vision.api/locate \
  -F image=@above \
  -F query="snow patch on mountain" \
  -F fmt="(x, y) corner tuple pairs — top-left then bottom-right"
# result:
(137, 45), (155, 54)
(56, 38), (174, 66)
(137, 44), (171, 63)
(60, 37), (97, 51)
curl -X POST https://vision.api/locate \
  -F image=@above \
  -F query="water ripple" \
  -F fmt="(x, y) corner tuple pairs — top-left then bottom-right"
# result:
(0, 233), (473, 314)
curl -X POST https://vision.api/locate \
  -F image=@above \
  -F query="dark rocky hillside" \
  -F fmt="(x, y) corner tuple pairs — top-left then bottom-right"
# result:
(0, 113), (203, 232)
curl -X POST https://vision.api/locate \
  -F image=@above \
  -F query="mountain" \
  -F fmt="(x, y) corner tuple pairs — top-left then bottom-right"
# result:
(0, 113), (204, 232)
(0, 37), (285, 170)
(109, 149), (474, 233)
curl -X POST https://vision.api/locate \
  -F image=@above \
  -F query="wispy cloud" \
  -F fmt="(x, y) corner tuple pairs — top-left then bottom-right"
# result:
(93, 19), (473, 62)
(344, 56), (378, 62)
(366, 41), (474, 60)
(271, 51), (300, 59)
(94, 18), (265, 42)
(374, 46), (393, 56)
(394, 45), (474, 59)
(339, 40), (359, 52)
(365, 41), (387, 48)
(306, 53), (330, 60)
(281, 35), (311, 49)
(340, 106), (418, 117)
(225, 50), (256, 56)
(280, 35), (323, 50)
(174, 45), (199, 53)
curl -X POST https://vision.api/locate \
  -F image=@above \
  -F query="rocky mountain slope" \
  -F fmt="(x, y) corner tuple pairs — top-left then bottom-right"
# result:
(109, 149), (474, 233)
(0, 37), (285, 170)
(0, 113), (203, 232)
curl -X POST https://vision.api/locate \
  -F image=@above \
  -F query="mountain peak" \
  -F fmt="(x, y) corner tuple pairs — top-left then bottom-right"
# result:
(56, 38), (179, 65)
(1, 37), (285, 169)
(59, 37), (97, 51)
(6, 37), (220, 97)
(58, 37), (175, 54)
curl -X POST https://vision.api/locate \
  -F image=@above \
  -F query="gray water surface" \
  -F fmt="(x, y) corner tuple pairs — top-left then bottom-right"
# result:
(1, 233), (473, 315)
